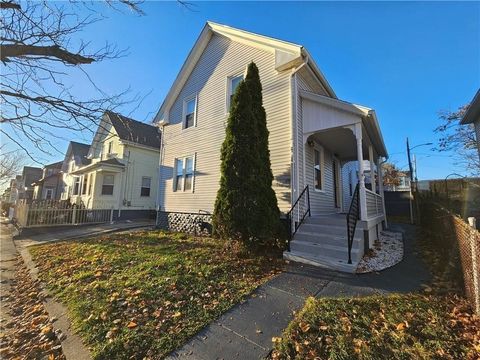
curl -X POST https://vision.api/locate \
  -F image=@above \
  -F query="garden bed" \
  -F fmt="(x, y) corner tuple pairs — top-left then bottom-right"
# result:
(30, 230), (283, 359)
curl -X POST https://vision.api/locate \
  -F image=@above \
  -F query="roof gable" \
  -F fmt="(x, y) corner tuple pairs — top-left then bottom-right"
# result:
(154, 22), (336, 124)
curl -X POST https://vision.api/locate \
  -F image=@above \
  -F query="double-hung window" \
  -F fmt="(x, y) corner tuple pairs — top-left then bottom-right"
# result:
(102, 174), (114, 195)
(183, 96), (197, 129)
(73, 177), (80, 195)
(141, 177), (151, 197)
(227, 74), (244, 110)
(314, 147), (324, 191)
(173, 155), (195, 192)
(82, 175), (88, 195)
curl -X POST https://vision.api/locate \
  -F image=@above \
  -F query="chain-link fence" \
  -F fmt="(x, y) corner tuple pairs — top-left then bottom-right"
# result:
(420, 201), (479, 314)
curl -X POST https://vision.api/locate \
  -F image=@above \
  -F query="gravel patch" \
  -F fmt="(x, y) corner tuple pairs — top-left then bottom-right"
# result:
(356, 231), (403, 274)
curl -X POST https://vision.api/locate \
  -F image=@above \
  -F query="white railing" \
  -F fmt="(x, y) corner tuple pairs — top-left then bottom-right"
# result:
(15, 200), (113, 228)
(365, 189), (384, 219)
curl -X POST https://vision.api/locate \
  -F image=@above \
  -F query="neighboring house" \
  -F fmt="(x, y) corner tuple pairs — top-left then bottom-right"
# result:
(461, 89), (480, 158)
(384, 171), (411, 192)
(154, 22), (388, 272)
(32, 161), (63, 200)
(65, 111), (161, 219)
(60, 141), (91, 200)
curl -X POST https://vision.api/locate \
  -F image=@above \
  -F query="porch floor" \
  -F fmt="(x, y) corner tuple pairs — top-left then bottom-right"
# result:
(284, 214), (364, 273)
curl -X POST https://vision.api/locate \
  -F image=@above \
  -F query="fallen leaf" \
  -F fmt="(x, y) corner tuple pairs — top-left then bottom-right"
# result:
(299, 322), (310, 333)
(127, 321), (137, 329)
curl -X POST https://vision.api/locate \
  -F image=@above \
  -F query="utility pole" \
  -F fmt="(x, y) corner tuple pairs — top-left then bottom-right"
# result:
(406, 138), (414, 224)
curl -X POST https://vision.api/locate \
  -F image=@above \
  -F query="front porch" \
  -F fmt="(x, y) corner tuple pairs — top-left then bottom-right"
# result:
(286, 91), (388, 271)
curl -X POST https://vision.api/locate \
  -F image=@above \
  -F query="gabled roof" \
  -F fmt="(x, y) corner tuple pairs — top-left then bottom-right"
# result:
(154, 21), (336, 123)
(44, 161), (63, 170)
(461, 89), (480, 125)
(105, 111), (161, 149)
(64, 141), (91, 169)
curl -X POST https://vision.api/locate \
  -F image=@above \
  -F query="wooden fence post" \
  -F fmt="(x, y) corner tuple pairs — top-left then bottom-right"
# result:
(468, 217), (479, 314)
(72, 205), (77, 225)
(110, 208), (114, 223)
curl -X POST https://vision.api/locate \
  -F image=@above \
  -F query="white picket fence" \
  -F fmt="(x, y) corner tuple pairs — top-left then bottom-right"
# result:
(15, 200), (113, 228)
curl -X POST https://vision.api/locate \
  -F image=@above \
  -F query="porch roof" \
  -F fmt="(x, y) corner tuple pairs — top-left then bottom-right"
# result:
(70, 158), (124, 175)
(300, 90), (388, 159)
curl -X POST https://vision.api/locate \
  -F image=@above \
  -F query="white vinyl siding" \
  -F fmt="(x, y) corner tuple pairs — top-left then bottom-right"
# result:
(160, 34), (292, 213)
(305, 140), (337, 215)
(296, 68), (334, 215)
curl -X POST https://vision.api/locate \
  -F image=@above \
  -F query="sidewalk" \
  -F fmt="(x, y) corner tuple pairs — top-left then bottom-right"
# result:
(0, 219), (18, 324)
(169, 223), (430, 359)
(15, 219), (155, 248)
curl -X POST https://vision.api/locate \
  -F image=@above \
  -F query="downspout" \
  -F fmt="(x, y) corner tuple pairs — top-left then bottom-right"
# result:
(155, 124), (165, 227)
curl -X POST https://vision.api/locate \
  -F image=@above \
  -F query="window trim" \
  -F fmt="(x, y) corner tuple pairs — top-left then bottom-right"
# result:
(182, 94), (198, 130)
(101, 174), (115, 196)
(72, 176), (81, 195)
(225, 67), (247, 113)
(173, 154), (196, 193)
(44, 188), (54, 200)
(313, 144), (325, 193)
(140, 176), (151, 197)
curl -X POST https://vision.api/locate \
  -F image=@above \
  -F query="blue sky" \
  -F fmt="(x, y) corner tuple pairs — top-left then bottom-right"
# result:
(4, 1), (480, 180)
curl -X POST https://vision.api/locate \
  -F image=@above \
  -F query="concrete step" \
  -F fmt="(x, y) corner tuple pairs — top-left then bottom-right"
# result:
(293, 231), (362, 249)
(290, 240), (362, 263)
(299, 223), (364, 238)
(306, 215), (350, 226)
(283, 250), (358, 273)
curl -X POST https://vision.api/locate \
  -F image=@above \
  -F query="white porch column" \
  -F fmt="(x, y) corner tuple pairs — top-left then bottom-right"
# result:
(355, 123), (368, 221)
(377, 156), (388, 228)
(369, 145), (376, 193)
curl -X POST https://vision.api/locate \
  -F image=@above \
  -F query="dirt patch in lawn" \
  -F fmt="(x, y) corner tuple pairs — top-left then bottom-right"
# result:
(30, 230), (283, 359)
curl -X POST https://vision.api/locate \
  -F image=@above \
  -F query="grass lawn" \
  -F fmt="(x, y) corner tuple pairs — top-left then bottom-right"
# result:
(30, 230), (283, 359)
(271, 225), (480, 360)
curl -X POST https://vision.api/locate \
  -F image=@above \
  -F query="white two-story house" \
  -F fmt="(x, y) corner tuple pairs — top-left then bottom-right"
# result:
(62, 111), (161, 220)
(155, 22), (388, 272)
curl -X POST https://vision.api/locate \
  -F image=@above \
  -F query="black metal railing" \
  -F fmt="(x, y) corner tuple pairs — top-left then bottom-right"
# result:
(346, 183), (360, 264)
(286, 185), (311, 251)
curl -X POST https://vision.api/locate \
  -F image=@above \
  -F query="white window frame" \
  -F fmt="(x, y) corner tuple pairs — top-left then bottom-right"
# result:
(72, 176), (81, 195)
(313, 144), (325, 192)
(173, 154), (196, 193)
(44, 188), (54, 200)
(108, 141), (113, 154)
(101, 174), (115, 196)
(182, 94), (198, 130)
(225, 67), (247, 113)
(140, 176), (151, 197)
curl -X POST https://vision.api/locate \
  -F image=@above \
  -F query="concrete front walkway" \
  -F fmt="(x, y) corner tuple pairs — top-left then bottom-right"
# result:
(168, 223), (430, 359)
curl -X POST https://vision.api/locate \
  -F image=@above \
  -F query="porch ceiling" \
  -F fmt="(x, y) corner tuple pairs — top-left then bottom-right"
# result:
(309, 128), (371, 162)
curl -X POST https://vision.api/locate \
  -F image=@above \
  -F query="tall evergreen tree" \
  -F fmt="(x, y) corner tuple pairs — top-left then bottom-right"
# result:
(212, 80), (259, 241)
(213, 62), (280, 245)
(244, 62), (280, 240)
